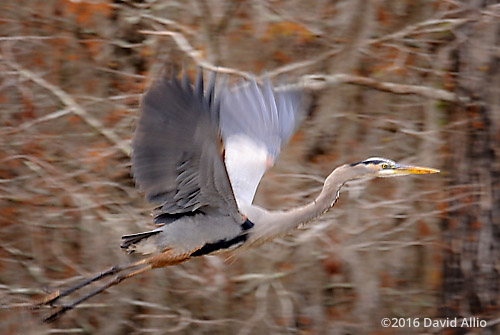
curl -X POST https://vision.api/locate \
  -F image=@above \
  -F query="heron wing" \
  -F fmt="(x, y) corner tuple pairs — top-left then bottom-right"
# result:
(132, 70), (241, 222)
(220, 78), (304, 206)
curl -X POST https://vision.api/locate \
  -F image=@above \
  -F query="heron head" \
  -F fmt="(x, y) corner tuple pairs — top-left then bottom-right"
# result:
(350, 157), (440, 178)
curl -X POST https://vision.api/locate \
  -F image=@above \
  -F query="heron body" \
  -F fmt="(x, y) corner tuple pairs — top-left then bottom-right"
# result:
(40, 69), (439, 321)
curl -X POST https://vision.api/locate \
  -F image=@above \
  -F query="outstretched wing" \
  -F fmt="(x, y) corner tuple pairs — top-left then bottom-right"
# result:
(132, 70), (241, 223)
(220, 78), (304, 207)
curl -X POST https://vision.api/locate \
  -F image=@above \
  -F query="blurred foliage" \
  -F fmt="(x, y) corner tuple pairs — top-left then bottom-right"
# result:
(0, 0), (499, 334)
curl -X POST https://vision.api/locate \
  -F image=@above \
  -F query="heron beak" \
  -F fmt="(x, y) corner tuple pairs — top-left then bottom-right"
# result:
(394, 164), (440, 175)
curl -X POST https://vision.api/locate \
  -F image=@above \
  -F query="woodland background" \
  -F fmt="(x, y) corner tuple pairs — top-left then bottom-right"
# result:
(1, 0), (500, 334)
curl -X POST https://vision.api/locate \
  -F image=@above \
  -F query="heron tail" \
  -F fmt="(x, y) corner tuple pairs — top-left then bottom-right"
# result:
(120, 230), (160, 254)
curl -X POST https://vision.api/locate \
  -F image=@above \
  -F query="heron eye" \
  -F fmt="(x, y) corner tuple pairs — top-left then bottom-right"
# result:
(382, 164), (388, 169)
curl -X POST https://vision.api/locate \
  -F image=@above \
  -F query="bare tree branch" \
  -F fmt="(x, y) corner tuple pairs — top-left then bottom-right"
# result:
(139, 30), (254, 79)
(264, 48), (343, 79)
(302, 73), (464, 102)
(2, 58), (131, 157)
(141, 13), (196, 37)
(366, 17), (472, 45)
(215, 0), (243, 34)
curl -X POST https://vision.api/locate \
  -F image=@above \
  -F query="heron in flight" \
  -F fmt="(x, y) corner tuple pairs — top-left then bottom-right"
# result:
(39, 69), (439, 321)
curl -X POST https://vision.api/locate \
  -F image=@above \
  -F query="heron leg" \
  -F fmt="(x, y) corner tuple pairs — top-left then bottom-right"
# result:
(43, 264), (152, 323)
(36, 258), (148, 308)
(39, 251), (191, 322)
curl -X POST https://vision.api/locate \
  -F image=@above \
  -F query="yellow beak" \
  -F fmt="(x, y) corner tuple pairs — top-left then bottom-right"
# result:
(395, 165), (440, 174)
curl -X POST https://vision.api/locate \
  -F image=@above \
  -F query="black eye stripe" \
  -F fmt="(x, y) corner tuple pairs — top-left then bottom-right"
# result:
(350, 160), (386, 166)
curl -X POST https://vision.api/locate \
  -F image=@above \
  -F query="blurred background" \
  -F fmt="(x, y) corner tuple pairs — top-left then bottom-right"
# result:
(1, 0), (499, 334)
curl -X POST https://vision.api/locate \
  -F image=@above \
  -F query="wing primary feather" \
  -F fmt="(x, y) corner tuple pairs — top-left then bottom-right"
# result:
(178, 174), (199, 190)
(206, 71), (216, 106)
(195, 67), (204, 99)
(240, 81), (263, 125)
(263, 77), (279, 128)
(212, 83), (223, 125)
(206, 71), (219, 124)
(249, 78), (268, 125)
(176, 168), (195, 181)
(183, 197), (201, 209)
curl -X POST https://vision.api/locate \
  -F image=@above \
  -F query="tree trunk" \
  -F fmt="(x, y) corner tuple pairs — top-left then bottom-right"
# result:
(441, 4), (500, 334)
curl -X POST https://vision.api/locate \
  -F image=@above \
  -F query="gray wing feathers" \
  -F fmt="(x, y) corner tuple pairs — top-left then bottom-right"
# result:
(276, 87), (302, 144)
(220, 77), (303, 157)
(132, 71), (240, 221)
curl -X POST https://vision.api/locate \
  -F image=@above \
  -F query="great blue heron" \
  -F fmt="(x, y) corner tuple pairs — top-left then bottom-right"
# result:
(38, 69), (439, 321)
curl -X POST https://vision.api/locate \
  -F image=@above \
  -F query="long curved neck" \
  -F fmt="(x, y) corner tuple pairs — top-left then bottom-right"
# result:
(245, 164), (360, 247)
